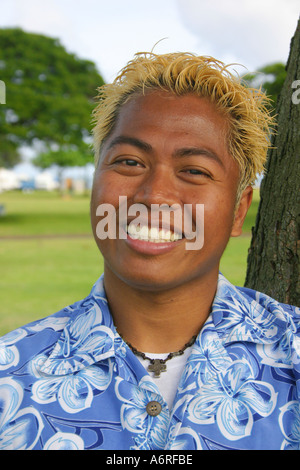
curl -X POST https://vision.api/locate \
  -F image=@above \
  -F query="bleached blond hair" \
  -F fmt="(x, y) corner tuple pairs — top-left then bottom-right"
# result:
(92, 52), (274, 197)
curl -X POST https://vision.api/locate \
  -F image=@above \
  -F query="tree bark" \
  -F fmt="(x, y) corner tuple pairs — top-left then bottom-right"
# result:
(245, 18), (300, 306)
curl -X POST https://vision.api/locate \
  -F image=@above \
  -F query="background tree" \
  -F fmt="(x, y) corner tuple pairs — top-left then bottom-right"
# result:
(245, 19), (300, 306)
(243, 62), (287, 114)
(0, 28), (104, 168)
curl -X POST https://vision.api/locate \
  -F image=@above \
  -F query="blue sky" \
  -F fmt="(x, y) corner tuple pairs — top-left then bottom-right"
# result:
(1, 0), (299, 81)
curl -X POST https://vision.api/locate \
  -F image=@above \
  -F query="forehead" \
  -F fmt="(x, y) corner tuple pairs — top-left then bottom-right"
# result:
(100, 90), (231, 163)
(116, 90), (228, 133)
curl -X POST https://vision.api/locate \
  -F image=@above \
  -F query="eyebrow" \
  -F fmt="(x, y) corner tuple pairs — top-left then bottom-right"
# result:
(173, 147), (225, 168)
(107, 136), (153, 153)
(107, 135), (224, 168)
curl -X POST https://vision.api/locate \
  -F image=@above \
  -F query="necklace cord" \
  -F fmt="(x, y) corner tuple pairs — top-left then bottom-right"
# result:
(117, 332), (197, 366)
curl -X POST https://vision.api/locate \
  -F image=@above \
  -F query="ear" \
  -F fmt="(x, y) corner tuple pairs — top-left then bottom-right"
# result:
(231, 186), (253, 237)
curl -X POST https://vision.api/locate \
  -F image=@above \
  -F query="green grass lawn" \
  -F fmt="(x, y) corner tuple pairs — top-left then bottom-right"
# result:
(0, 190), (92, 236)
(0, 190), (259, 335)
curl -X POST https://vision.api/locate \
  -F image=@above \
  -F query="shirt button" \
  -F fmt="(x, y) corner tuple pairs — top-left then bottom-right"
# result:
(146, 401), (162, 416)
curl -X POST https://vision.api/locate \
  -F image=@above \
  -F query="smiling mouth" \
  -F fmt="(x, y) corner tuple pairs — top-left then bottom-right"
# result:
(126, 224), (183, 243)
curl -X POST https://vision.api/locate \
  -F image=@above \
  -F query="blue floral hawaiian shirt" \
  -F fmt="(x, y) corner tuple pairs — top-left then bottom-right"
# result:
(0, 273), (300, 450)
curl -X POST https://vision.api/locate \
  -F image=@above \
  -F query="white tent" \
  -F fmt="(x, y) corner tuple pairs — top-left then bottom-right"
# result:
(0, 168), (20, 192)
(35, 172), (59, 191)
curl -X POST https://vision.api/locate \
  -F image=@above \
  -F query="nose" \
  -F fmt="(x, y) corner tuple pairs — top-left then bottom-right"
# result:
(132, 164), (180, 208)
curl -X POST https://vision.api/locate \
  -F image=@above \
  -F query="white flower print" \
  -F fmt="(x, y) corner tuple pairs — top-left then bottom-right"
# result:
(39, 304), (115, 375)
(31, 355), (113, 413)
(44, 432), (84, 450)
(181, 323), (231, 390)
(279, 401), (300, 450)
(166, 423), (203, 450)
(0, 329), (27, 371)
(0, 377), (43, 449)
(115, 376), (169, 450)
(187, 358), (277, 441)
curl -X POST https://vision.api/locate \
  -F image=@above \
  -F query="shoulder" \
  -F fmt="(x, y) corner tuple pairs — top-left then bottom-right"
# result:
(217, 273), (299, 322)
(0, 275), (108, 369)
(236, 284), (300, 369)
(0, 275), (110, 375)
(237, 284), (300, 320)
(0, 301), (78, 374)
(214, 274), (300, 352)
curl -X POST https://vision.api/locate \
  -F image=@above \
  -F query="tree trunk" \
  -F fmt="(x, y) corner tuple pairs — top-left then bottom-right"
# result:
(245, 18), (300, 306)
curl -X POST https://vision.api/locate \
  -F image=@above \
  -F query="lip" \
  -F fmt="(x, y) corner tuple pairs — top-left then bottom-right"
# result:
(119, 224), (184, 255)
(125, 233), (184, 255)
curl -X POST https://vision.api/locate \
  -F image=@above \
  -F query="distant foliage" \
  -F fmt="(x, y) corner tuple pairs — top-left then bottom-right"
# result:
(243, 62), (287, 113)
(0, 28), (104, 168)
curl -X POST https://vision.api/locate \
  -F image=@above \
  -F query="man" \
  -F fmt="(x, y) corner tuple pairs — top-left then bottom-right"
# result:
(0, 52), (299, 450)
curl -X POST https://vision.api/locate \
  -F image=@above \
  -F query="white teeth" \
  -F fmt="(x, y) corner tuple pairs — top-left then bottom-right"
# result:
(126, 224), (181, 242)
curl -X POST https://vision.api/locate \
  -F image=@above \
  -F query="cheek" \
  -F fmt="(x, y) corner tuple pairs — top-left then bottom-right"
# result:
(91, 174), (117, 214)
(90, 175), (129, 243)
(198, 192), (236, 238)
(92, 170), (134, 205)
(90, 177), (111, 237)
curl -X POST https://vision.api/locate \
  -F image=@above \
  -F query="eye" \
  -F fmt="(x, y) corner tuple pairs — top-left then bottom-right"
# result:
(178, 165), (213, 184)
(114, 157), (143, 166)
(122, 159), (140, 166)
(187, 169), (205, 175)
(111, 156), (145, 175)
(184, 168), (211, 178)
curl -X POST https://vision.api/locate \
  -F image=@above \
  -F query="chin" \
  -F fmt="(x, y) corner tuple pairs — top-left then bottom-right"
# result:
(106, 261), (203, 294)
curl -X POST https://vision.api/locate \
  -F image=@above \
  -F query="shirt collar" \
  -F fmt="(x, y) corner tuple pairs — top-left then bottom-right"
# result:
(211, 274), (289, 345)
(39, 276), (118, 376)
(39, 273), (290, 377)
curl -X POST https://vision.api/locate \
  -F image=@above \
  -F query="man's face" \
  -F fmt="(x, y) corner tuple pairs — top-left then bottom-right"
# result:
(90, 91), (252, 291)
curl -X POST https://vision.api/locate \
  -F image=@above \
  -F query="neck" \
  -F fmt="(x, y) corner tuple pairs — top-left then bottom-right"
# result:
(103, 267), (219, 353)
